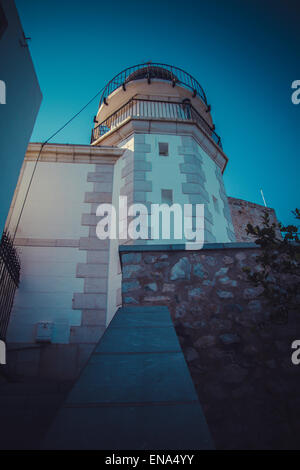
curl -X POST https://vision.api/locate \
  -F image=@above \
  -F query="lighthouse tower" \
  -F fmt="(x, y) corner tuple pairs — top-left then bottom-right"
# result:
(5, 63), (236, 380)
(91, 63), (235, 245)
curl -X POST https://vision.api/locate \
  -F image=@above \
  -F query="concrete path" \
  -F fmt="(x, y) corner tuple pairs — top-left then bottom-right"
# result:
(43, 306), (213, 450)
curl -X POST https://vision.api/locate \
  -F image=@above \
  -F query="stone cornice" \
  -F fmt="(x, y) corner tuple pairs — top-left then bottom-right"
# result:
(119, 242), (258, 253)
(25, 142), (125, 164)
(91, 118), (228, 173)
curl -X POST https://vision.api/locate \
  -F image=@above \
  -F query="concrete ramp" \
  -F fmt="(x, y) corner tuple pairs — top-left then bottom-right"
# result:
(43, 306), (213, 449)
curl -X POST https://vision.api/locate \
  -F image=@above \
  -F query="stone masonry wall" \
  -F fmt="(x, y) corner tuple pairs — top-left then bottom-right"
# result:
(120, 245), (300, 449)
(228, 197), (280, 243)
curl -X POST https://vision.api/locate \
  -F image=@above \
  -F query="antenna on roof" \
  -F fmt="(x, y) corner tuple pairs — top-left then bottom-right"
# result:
(260, 189), (267, 207)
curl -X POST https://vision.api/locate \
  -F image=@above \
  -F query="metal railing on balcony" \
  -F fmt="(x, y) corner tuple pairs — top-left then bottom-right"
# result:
(0, 231), (20, 340)
(91, 98), (222, 148)
(99, 63), (208, 108)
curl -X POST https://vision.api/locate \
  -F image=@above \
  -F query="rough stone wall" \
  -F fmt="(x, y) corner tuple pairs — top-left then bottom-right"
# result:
(228, 197), (280, 242)
(120, 246), (300, 449)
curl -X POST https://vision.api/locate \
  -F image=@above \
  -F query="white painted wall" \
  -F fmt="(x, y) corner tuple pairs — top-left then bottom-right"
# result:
(7, 246), (84, 343)
(6, 160), (95, 344)
(141, 133), (233, 243)
(144, 133), (190, 244)
(195, 141), (232, 242)
(8, 161), (93, 238)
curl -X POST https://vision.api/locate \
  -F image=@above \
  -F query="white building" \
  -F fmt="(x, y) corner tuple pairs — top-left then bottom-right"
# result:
(5, 63), (236, 379)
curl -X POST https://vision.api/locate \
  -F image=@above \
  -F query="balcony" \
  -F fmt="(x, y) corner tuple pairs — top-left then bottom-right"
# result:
(98, 63), (208, 108)
(91, 98), (222, 148)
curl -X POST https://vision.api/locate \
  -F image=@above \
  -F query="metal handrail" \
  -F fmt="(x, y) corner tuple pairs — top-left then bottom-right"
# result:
(91, 98), (222, 148)
(98, 63), (208, 108)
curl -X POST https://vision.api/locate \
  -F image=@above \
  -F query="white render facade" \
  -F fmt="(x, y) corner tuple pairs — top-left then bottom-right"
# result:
(5, 64), (236, 379)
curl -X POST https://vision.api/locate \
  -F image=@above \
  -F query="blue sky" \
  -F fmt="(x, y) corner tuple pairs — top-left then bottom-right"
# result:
(15, 0), (300, 226)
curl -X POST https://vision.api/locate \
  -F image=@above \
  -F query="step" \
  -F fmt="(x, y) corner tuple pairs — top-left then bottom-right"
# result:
(42, 306), (214, 450)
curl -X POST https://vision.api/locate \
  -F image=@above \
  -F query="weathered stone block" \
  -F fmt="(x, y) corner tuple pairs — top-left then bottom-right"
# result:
(135, 161), (152, 171)
(124, 296), (139, 304)
(84, 278), (107, 293)
(122, 280), (141, 293)
(188, 287), (204, 300)
(93, 182), (113, 193)
(180, 163), (201, 175)
(247, 300), (262, 312)
(144, 255), (157, 264)
(218, 277), (237, 287)
(134, 180), (152, 192)
(186, 173), (206, 184)
(77, 263), (108, 278)
(170, 257), (191, 281)
(185, 347), (199, 362)
(188, 193), (210, 204)
(134, 143), (151, 153)
(87, 172), (113, 183)
(72, 293), (107, 310)
(183, 181), (209, 197)
(217, 290), (234, 299)
(79, 237), (109, 250)
(81, 214), (98, 227)
(134, 171), (146, 181)
(243, 286), (264, 299)
(86, 251), (109, 264)
(145, 282), (158, 292)
(144, 295), (169, 302)
(219, 333), (241, 345)
(123, 265), (143, 279)
(204, 255), (216, 266)
(122, 253), (142, 264)
(162, 283), (176, 293)
(81, 309), (106, 326)
(84, 192), (112, 203)
(195, 335), (216, 349)
(134, 152), (147, 162)
(134, 134), (145, 144)
(134, 191), (147, 202)
(193, 263), (207, 279)
(215, 267), (229, 277)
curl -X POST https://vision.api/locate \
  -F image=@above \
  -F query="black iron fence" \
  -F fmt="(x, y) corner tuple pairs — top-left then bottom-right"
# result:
(91, 98), (222, 148)
(0, 231), (20, 340)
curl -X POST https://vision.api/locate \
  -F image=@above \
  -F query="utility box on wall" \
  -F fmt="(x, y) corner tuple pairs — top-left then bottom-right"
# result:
(35, 321), (53, 343)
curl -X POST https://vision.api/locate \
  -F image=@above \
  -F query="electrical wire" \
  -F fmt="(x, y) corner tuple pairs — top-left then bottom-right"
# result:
(12, 85), (105, 241)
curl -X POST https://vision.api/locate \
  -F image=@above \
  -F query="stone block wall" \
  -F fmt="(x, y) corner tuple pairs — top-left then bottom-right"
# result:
(119, 243), (300, 449)
(228, 197), (280, 243)
(119, 131), (236, 244)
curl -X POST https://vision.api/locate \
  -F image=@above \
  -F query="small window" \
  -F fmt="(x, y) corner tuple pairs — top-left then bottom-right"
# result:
(161, 189), (173, 205)
(0, 3), (8, 40)
(212, 195), (220, 214)
(159, 142), (168, 156)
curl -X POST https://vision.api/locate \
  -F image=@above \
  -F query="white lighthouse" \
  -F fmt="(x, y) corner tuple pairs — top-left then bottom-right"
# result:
(5, 63), (236, 379)
(91, 63), (236, 245)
